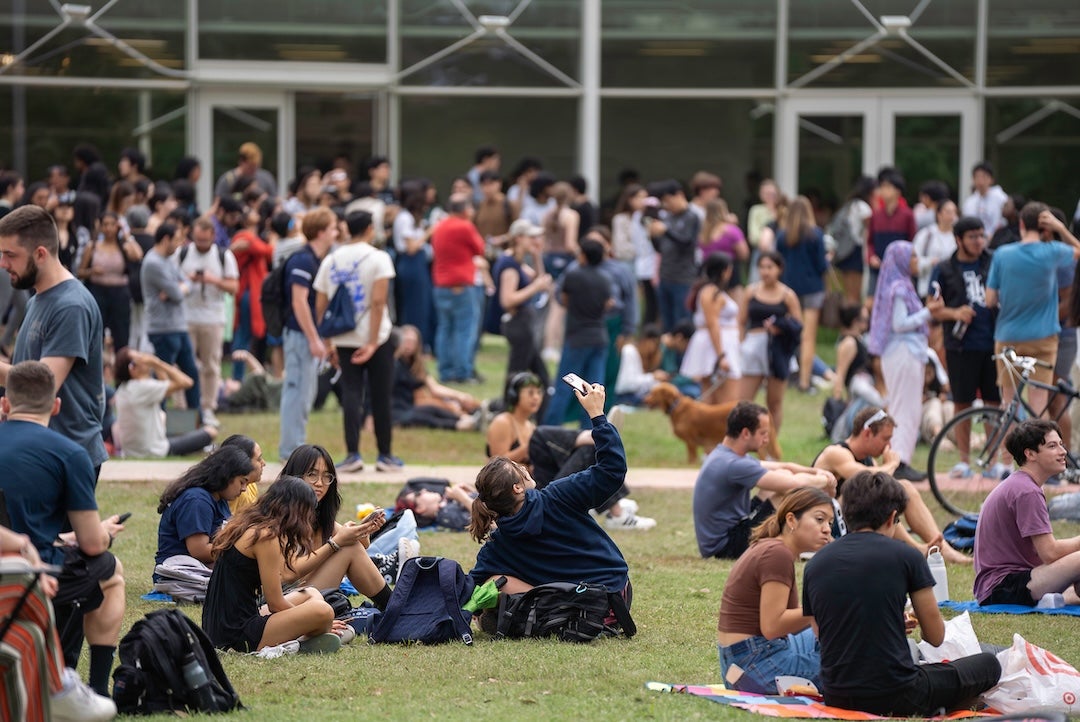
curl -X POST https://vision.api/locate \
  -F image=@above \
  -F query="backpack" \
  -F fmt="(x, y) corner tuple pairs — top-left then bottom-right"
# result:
(942, 513), (978, 553)
(493, 581), (637, 643)
(369, 557), (475, 645)
(112, 609), (242, 715)
(178, 243), (227, 269)
(260, 261), (288, 337)
(821, 396), (847, 439)
(825, 202), (862, 263)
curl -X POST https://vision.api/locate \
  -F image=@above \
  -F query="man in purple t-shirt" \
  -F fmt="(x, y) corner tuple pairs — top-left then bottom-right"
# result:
(973, 419), (1080, 605)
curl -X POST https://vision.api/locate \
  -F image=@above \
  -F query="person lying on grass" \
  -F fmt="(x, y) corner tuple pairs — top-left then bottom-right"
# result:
(204, 476), (343, 654)
(717, 487), (834, 694)
(468, 383), (633, 630)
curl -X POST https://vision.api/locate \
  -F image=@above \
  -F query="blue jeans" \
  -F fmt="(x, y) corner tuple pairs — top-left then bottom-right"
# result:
(544, 344), (607, 428)
(147, 331), (201, 411)
(657, 280), (691, 333)
(279, 328), (318, 460)
(231, 290), (252, 381)
(433, 286), (479, 382)
(718, 627), (821, 695)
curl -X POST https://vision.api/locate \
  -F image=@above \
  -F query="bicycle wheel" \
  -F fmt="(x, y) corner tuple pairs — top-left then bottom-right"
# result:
(927, 406), (1009, 516)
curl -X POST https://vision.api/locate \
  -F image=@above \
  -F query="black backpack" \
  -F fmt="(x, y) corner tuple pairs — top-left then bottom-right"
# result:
(369, 557), (475, 645)
(112, 608), (242, 715)
(260, 261), (288, 338)
(493, 582), (637, 643)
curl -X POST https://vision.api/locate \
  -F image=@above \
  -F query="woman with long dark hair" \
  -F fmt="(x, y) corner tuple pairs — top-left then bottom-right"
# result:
(219, 434), (266, 513)
(681, 252), (740, 403)
(392, 179), (436, 347)
(204, 476), (341, 653)
(776, 196), (828, 392)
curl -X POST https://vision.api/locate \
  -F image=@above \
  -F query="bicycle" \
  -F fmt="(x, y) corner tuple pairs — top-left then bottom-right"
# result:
(926, 347), (1080, 516)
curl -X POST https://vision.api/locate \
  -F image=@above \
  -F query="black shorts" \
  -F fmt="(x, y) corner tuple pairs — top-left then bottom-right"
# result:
(983, 570), (1036, 606)
(945, 350), (1001, 405)
(54, 546), (117, 611)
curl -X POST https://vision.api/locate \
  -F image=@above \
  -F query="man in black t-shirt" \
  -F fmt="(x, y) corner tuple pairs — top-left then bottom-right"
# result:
(803, 470), (999, 716)
(544, 238), (612, 428)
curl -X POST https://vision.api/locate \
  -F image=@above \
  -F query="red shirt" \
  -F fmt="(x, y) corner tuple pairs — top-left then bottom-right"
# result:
(230, 229), (273, 337)
(431, 216), (485, 287)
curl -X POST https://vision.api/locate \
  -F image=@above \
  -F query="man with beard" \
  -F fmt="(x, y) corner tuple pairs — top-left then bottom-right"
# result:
(0, 205), (107, 477)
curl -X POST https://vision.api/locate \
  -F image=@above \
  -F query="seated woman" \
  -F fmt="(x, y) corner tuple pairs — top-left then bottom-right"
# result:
(717, 487), (834, 694)
(279, 445), (418, 608)
(204, 476), (342, 654)
(486, 372), (654, 530)
(113, 348), (217, 457)
(396, 480), (477, 531)
(829, 304), (886, 441)
(613, 324), (669, 407)
(469, 384), (636, 627)
(392, 325), (480, 431)
(219, 434), (266, 514)
(154, 446), (253, 582)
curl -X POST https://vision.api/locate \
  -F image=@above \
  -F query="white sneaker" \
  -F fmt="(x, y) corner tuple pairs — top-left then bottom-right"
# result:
(52, 668), (116, 722)
(200, 408), (220, 428)
(607, 405), (625, 432)
(396, 537), (421, 582)
(541, 347), (560, 364)
(604, 511), (656, 531)
(618, 498), (639, 515)
(336, 625), (357, 645)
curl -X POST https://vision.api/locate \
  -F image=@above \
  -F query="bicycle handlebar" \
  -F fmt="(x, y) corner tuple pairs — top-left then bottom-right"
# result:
(994, 347), (1054, 371)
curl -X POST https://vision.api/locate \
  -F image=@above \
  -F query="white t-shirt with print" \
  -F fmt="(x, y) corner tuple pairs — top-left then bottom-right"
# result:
(312, 242), (396, 349)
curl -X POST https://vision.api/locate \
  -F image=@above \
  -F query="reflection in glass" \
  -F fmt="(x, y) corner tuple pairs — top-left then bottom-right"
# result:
(295, 93), (374, 175)
(893, 115), (960, 202)
(212, 108), (278, 192)
(987, 2), (1080, 87)
(798, 115), (863, 206)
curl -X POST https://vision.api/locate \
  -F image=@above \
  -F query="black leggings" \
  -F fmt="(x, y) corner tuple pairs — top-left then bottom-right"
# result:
(167, 429), (214, 456)
(89, 283), (131, 350)
(528, 426), (628, 512)
(337, 341), (394, 457)
(502, 306), (550, 418)
(639, 280), (658, 327)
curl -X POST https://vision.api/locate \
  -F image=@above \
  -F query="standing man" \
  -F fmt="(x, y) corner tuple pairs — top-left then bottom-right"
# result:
(961, 161), (1009, 236)
(214, 141), (278, 199)
(0, 361), (126, 699)
(928, 216), (999, 477)
(279, 207), (337, 461)
(865, 169), (916, 295)
(0, 205), (108, 475)
(466, 145), (500, 207)
(314, 210), (400, 472)
(693, 401), (835, 559)
(648, 180), (700, 332)
(431, 193), (487, 383)
(986, 202), (1080, 420)
(178, 217), (239, 427)
(141, 222), (201, 412)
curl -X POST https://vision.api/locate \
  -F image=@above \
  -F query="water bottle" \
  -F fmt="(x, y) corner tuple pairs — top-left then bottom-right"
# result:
(927, 546), (949, 603)
(181, 652), (215, 710)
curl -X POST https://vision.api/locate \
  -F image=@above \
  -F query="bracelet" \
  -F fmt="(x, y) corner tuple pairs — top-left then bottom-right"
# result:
(327, 538), (342, 553)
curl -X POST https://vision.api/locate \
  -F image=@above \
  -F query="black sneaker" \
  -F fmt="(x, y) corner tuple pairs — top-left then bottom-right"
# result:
(894, 462), (928, 482)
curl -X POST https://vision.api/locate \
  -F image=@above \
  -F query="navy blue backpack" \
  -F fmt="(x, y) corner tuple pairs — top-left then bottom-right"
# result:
(369, 557), (475, 645)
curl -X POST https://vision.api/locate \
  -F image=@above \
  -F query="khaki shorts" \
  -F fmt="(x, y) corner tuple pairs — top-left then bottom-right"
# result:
(995, 336), (1058, 387)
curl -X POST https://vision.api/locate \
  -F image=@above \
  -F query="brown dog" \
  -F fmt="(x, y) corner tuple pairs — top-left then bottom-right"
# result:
(643, 382), (783, 463)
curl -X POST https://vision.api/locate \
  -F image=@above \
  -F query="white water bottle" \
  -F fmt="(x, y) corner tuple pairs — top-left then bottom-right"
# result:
(927, 546), (949, 603)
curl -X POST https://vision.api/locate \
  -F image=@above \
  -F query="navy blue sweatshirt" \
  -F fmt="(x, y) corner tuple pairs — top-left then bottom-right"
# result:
(468, 415), (630, 590)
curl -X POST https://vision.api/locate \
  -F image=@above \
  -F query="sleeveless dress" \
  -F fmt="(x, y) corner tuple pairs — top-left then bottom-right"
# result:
(203, 545), (269, 652)
(681, 291), (742, 379)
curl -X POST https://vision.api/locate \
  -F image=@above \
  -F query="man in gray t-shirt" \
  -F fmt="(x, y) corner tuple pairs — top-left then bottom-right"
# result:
(0, 206), (108, 471)
(693, 401), (836, 558)
(142, 223), (200, 412)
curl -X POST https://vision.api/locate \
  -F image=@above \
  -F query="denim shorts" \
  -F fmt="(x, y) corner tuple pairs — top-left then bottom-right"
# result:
(719, 627), (821, 695)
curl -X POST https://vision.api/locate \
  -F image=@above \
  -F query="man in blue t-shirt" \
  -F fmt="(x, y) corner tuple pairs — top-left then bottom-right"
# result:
(929, 216), (1000, 478)
(0, 361), (126, 697)
(692, 401), (836, 558)
(0, 205), (107, 473)
(986, 201), (1080, 416)
(278, 207), (337, 461)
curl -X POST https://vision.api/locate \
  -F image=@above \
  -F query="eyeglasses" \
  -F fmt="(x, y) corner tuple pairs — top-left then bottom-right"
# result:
(863, 409), (889, 431)
(303, 470), (336, 486)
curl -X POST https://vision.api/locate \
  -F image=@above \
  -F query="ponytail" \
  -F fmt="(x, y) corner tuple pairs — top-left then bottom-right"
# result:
(749, 515), (782, 544)
(468, 497), (499, 543)
(468, 457), (527, 544)
(748, 487), (834, 545)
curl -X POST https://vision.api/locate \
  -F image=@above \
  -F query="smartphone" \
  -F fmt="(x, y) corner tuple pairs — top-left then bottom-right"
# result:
(561, 372), (590, 394)
(931, 281), (942, 300)
(116, 512), (132, 524)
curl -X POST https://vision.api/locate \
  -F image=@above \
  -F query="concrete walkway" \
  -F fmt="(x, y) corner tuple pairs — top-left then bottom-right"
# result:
(99, 459), (700, 490)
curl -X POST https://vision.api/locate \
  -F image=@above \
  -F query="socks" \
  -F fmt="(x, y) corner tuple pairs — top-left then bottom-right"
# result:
(372, 584), (392, 612)
(88, 644), (116, 697)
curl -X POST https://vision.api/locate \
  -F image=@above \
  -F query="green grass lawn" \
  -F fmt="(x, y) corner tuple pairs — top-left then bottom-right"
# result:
(97, 333), (1080, 720)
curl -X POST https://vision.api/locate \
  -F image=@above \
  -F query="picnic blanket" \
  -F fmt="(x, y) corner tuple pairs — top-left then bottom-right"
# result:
(645, 682), (994, 719)
(941, 600), (1080, 617)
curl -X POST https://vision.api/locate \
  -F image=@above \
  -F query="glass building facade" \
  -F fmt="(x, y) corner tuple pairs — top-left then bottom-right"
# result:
(2, 0), (1079, 214)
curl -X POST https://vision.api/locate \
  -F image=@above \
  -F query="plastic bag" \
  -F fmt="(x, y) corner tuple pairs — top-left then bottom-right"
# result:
(982, 634), (1080, 714)
(918, 611), (982, 663)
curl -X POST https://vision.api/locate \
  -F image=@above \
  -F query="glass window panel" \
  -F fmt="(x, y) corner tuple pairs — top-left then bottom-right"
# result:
(600, 99), (773, 222)
(400, 96), (577, 196)
(0, 88), (185, 180)
(0, 0), (184, 78)
(798, 115), (864, 206)
(399, 0), (579, 87)
(984, 98), (1080, 214)
(987, 2), (1080, 87)
(601, 0), (775, 88)
(893, 115), (961, 203)
(295, 93), (374, 177)
(788, 0), (975, 88)
(199, 1), (386, 63)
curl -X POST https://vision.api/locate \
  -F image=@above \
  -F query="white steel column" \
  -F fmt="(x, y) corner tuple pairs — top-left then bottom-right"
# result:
(578, 0), (601, 194)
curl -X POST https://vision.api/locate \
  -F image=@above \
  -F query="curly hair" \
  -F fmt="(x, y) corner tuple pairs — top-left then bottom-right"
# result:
(211, 476), (316, 571)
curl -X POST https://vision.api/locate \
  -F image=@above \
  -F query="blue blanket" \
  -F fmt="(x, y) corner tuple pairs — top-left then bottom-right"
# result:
(941, 600), (1080, 616)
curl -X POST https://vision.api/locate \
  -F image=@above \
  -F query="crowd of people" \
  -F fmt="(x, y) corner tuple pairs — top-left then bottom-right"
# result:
(3, 139), (1080, 718)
